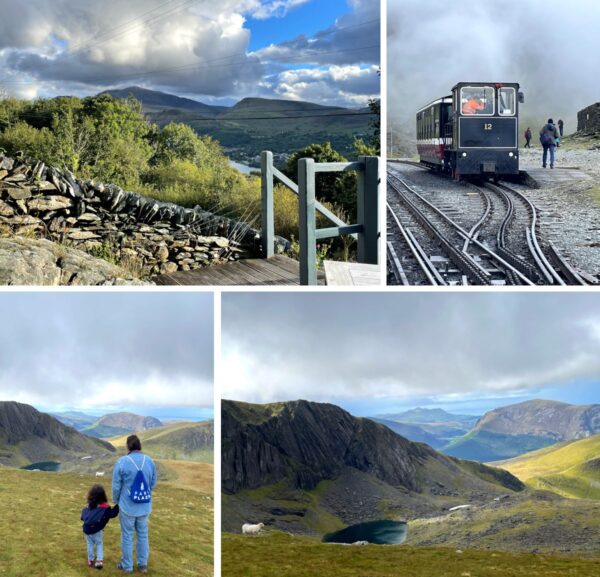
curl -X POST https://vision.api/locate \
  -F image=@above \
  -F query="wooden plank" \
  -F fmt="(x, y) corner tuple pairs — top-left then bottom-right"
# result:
(324, 260), (381, 286)
(261, 151), (274, 258)
(152, 256), (315, 286)
(299, 158), (317, 285)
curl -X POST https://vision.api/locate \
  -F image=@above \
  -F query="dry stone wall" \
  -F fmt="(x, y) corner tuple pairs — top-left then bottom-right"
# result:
(0, 155), (262, 277)
(577, 103), (600, 134)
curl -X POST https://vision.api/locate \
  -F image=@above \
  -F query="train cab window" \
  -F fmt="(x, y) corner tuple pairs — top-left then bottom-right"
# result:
(499, 87), (516, 116)
(460, 86), (494, 115)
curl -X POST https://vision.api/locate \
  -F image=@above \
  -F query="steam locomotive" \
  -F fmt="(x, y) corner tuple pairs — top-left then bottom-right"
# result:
(416, 82), (524, 180)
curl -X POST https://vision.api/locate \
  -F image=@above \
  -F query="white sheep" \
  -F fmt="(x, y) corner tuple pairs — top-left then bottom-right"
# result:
(95, 471), (105, 477)
(242, 522), (264, 535)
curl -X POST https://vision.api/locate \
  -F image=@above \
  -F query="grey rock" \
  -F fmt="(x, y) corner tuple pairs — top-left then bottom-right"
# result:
(29, 196), (73, 211)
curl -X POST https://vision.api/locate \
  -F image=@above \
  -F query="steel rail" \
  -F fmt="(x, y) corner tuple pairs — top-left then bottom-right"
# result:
(389, 174), (535, 286)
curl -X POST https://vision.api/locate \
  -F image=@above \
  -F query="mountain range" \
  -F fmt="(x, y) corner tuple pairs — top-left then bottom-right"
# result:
(444, 399), (600, 462)
(53, 410), (163, 438)
(102, 86), (374, 161)
(0, 401), (114, 469)
(222, 399), (524, 534)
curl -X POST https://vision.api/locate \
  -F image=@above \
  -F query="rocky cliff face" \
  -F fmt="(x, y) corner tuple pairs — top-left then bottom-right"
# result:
(0, 155), (262, 280)
(222, 400), (522, 495)
(473, 399), (600, 441)
(0, 401), (114, 466)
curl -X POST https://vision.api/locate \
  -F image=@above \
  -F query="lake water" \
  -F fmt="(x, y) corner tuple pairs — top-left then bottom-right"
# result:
(21, 461), (61, 472)
(229, 160), (258, 175)
(322, 520), (408, 545)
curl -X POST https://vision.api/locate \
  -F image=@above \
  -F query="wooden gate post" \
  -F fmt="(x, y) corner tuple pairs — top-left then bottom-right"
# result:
(261, 151), (274, 258)
(357, 155), (380, 264)
(298, 158), (317, 285)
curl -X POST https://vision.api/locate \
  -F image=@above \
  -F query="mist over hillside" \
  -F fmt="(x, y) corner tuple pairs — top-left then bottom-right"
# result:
(388, 0), (600, 136)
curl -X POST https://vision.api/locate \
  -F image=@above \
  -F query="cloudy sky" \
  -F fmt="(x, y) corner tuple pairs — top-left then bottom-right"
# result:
(222, 292), (600, 417)
(0, 292), (213, 420)
(388, 0), (600, 136)
(0, 0), (379, 107)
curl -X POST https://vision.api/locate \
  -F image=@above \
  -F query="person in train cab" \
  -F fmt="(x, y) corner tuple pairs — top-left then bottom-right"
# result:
(524, 127), (532, 148)
(462, 98), (485, 115)
(558, 118), (564, 137)
(539, 118), (559, 169)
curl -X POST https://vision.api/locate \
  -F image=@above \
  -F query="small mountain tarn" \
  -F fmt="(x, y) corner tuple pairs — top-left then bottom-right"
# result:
(322, 520), (408, 545)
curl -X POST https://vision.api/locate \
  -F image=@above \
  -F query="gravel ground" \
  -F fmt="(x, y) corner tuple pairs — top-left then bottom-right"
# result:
(517, 146), (600, 280)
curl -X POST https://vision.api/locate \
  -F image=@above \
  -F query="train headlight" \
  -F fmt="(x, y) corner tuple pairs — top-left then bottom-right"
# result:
(509, 152), (514, 157)
(462, 152), (467, 157)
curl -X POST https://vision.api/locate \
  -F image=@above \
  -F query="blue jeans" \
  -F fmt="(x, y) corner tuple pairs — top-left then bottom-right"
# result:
(86, 531), (103, 561)
(120, 513), (149, 571)
(543, 144), (555, 167)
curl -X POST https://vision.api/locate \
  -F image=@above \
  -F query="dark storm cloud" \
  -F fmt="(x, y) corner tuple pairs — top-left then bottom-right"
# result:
(388, 0), (600, 134)
(221, 293), (600, 403)
(0, 292), (213, 408)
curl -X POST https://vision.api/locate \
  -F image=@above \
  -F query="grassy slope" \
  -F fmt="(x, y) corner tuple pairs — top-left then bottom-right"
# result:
(108, 422), (213, 464)
(0, 463), (213, 577)
(496, 433), (600, 499)
(222, 533), (600, 577)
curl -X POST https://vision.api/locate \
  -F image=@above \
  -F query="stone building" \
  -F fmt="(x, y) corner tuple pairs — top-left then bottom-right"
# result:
(577, 102), (600, 134)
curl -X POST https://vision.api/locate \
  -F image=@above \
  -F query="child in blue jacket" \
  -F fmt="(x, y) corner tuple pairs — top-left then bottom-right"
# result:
(81, 484), (119, 569)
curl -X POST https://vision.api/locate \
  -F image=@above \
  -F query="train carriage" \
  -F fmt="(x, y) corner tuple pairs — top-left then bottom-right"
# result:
(416, 82), (524, 180)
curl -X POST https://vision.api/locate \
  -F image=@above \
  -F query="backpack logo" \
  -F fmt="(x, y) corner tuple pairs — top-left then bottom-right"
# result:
(127, 455), (151, 504)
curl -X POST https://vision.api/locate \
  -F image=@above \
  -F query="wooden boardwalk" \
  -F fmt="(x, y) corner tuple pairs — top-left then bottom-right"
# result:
(153, 255), (325, 286)
(323, 261), (381, 286)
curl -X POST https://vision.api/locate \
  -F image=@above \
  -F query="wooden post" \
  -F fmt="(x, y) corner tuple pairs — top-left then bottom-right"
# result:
(261, 151), (274, 258)
(298, 158), (317, 285)
(357, 155), (380, 265)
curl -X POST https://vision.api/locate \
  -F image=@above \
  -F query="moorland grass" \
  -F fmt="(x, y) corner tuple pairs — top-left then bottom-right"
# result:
(222, 532), (600, 577)
(0, 463), (213, 577)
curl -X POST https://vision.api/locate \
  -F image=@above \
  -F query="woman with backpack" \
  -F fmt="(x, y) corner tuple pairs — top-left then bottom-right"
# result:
(81, 484), (119, 570)
(112, 434), (158, 574)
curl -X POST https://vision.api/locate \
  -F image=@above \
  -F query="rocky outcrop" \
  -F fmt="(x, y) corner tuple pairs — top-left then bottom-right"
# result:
(0, 401), (115, 467)
(0, 155), (262, 279)
(0, 237), (147, 285)
(221, 399), (524, 495)
(577, 103), (600, 134)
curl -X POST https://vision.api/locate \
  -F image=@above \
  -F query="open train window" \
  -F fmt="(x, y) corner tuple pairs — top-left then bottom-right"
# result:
(460, 86), (494, 116)
(499, 87), (516, 116)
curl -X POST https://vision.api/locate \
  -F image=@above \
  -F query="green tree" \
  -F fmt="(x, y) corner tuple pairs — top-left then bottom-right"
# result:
(0, 121), (54, 161)
(284, 142), (357, 215)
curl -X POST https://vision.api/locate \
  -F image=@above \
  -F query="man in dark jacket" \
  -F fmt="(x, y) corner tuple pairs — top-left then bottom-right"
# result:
(558, 118), (564, 137)
(524, 127), (532, 148)
(539, 119), (559, 168)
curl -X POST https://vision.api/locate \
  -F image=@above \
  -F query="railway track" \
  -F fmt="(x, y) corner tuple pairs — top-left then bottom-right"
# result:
(387, 162), (589, 286)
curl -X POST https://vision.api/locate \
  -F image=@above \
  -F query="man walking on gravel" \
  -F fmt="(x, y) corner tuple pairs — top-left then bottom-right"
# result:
(524, 127), (532, 148)
(539, 119), (559, 168)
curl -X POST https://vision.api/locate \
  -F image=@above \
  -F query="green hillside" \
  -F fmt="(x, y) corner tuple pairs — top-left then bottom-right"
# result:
(109, 421), (214, 463)
(222, 532), (600, 577)
(0, 465), (213, 577)
(496, 433), (600, 499)
(104, 88), (374, 161)
(443, 429), (557, 462)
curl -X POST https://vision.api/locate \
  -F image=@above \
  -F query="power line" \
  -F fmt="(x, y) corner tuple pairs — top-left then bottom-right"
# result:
(67, 0), (205, 54)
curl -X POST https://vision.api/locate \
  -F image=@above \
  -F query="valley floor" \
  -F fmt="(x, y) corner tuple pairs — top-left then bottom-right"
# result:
(222, 532), (600, 577)
(0, 463), (213, 577)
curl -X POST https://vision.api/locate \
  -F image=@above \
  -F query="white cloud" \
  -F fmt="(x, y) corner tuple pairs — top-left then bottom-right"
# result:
(273, 65), (378, 105)
(221, 293), (600, 404)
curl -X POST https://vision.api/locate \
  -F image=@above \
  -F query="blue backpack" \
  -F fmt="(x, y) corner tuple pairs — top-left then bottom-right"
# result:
(127, 455), (152, 503)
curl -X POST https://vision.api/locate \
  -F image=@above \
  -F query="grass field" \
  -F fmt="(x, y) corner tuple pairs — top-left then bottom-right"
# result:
(496, 433), (600, 499)
(0, 462), (213, 577)
(108, 422), (213, 464)
(222, 532), (600, 577)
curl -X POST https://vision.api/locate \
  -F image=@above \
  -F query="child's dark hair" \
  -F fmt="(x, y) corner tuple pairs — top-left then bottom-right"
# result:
(87, 484), (108, 508)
